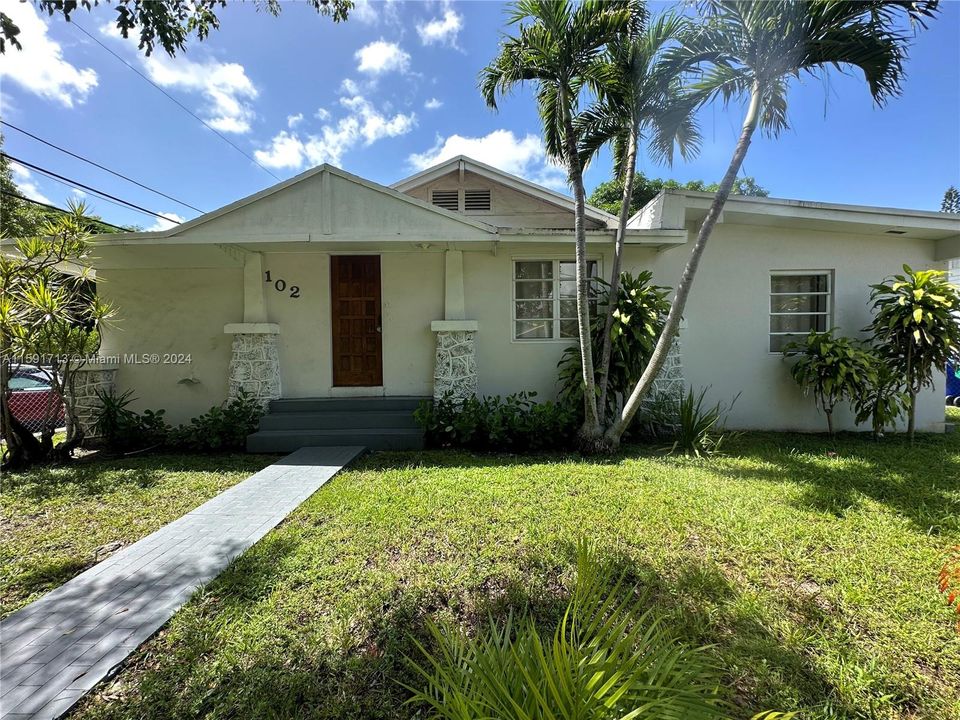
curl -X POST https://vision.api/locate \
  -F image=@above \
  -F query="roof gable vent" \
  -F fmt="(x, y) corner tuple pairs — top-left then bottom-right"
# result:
(431, 190), (459, 211)
(464, 189), (492, 212)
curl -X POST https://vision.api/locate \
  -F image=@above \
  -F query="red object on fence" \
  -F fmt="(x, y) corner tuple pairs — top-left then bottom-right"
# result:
(5, 366), (66, 432)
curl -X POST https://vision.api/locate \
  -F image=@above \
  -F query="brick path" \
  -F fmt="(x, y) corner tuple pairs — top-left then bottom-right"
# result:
(0, 446), (364, 720)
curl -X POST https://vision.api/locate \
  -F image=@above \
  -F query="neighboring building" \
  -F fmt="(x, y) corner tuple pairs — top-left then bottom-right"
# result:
(85, 156), (960, 448)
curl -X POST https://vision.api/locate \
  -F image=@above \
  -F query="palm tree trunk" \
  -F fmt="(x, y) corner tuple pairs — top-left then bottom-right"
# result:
(561, 105), (601, 444)
(597, 127), (638, 424)
(605, 83), (764, 446)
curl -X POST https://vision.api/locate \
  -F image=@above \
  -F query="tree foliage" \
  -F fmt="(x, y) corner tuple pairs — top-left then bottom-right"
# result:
(868, 265), (960, 440)
(588, 174), (768, 216)
(0, 204), (115, 470)
(1, 0), (353, 56)
(941, 186), (960, 214)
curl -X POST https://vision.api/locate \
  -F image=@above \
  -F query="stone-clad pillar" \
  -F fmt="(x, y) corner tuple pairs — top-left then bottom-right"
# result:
(430, 321), (478, 402)
(223, 323), (281, 409)
(68, 360), (119, 437)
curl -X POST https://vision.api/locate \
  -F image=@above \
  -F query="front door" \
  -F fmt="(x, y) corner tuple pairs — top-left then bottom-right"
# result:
(331, 255), (383, 387)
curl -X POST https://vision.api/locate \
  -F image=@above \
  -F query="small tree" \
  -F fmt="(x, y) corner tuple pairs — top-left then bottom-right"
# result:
(783, 330), (876, 435)
(853, 353), (910, 439)
(868, 265), (960, 441)
(1, 205), (114, 470)
(941, 186), (960, 214)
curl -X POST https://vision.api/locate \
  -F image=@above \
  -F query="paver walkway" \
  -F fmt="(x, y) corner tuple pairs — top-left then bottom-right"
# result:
(0, 445), (364, 720)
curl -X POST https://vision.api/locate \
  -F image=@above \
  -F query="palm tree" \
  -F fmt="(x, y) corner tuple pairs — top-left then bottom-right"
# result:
(605, 0), (940, 446)
(480, 0), (638, 448)
(576, 10), (701, 424)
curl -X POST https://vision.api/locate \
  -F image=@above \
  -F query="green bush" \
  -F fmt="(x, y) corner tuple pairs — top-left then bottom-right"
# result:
(662, 387), (736, 457)
(406, 542), (725, 719)
(415, 392), (576, 452)
(93, 390), (262, 453)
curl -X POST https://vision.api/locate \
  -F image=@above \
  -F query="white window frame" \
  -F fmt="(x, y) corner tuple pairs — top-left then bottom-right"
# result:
(512, 257), (601, 342)
(768, 270), (834, 354)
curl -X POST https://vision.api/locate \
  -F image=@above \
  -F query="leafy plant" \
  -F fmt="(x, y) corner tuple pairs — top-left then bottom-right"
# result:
(558, 271), (671, 420)
(666, 387), (736, 458)
(93, 388), (169, 451)
(940, 545), (960, 632)
(783, 330), (876, 435)
(853, 354), (910, 439)
(406, 542), (725, 719)
(868, 265), (960, 440)
(168, 390), (263, 452)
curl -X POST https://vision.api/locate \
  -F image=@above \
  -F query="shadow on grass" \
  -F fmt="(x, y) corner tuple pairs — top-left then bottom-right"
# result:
(75, 538), (884, 720)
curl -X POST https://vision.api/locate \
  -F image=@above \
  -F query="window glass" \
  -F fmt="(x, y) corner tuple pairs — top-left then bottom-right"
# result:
(514, 260), (600, 340)
(769, 272), (831, 352)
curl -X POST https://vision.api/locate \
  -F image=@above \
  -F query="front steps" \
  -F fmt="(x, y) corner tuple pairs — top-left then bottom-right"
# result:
(247, 396), (427, 453)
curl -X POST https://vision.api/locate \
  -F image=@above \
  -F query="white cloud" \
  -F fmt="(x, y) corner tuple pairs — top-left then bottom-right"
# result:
(287, 113), (304, 128)
(147, 211), (185, 232)
(340, 78), (361, 95)
(255, 95), (416, 170)
(417, 6), (463, 47)
(351, 0), (402, 26)
(0, 2), (97, 107)
(352, 0), (379, 24)
(9, 163), (53, 205)
(408, 130), (567, 190)
(355, 40), (410, 75)
(424, 97), (443, 110)
(314, 107), (331, 121)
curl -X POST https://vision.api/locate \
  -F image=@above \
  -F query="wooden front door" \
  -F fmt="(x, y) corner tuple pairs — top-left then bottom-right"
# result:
(331, 255), (383, 386)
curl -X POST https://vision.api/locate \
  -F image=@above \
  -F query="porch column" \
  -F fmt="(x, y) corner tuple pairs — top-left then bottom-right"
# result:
(431, 249), (479, 402)
(67, 360), (119, 438)
(224, 252), (281, 409)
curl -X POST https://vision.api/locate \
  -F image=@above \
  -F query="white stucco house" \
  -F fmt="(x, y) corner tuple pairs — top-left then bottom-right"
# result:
(79, 155), (960, 450)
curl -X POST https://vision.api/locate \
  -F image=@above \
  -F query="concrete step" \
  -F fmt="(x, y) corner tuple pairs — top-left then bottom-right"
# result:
(247, 428), (424, 453)
(269, 396), (427, 413)
(258, 410), (419, 431)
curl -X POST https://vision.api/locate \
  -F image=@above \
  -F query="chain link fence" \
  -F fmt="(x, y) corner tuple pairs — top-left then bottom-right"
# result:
(3, 365), (67, 433)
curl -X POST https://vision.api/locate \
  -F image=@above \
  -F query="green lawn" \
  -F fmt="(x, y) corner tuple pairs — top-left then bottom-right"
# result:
(0, 453), (273, 618)
(948, 405), (959, 423)
(59, 432), (960, 720)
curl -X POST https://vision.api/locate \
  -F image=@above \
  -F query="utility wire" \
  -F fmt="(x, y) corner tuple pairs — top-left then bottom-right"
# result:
(72, 22), (281, 182)
(1, 120), (206, 213)
(1, 189), (132, 232)
(2, 153), (182, 225)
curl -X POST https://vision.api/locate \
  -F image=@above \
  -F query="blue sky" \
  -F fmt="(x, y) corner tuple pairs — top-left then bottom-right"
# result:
(0, 0), (957, 231)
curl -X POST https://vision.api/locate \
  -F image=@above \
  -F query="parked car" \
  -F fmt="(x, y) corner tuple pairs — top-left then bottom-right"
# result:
(5, 367), (66, 432)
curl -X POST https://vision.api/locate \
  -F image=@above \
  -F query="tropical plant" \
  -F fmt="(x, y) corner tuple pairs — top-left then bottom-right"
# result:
(941, 185), (960, 214)
(587, 174), (768, 217)
(868, 265), (960, 440)
(0, 204), (115, 469)
(558, 271), (671, 420)
(480, 0), (637, 449)
(92, 388), (170, 451)
(783, 330), (876, 435)
(664, 386), (736, 457)
(406, 542), (725, 719)
(940, 545), (960, 631)
(853, 354), (910, 439)
(1, 0), (352, 56)
(576, 8), (701, 427)
(168, 390), (263, 452)
(603, 0), (940, 448)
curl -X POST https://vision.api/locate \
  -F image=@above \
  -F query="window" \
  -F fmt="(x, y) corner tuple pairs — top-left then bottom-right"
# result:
(769, 271), (832, 352)
(514, 259), (599, 340)
(431, 190), (459, 211)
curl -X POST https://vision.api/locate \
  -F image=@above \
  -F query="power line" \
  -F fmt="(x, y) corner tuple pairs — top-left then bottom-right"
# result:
(2, 153), (182, 225)
(1, 189), (132, 232)
(72, 22), (281, 182)
(1, 120), (206, 213)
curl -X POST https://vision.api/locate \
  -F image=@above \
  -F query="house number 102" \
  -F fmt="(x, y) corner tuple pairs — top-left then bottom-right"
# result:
(263, 270), (301, 298)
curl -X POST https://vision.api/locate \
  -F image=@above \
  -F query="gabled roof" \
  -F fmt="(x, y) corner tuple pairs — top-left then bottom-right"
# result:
(391, 155), (619, 228)
(94, 163), (498, 245)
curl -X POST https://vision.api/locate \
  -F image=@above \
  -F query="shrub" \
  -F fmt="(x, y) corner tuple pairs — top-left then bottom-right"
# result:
(853, 354), (910, 439)
(93, 388), (169, 451)
(406, 542), (725, 719)
(415, 392), (576, 452)
(783, 330), (876, 435)
(168, 391), (263, 452)
(666, 387), (736, 457)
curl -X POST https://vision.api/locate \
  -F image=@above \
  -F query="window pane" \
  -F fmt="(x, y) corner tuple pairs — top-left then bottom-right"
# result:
(515, 261), (552, 280)
(771, 274), (828, 294)
(559, 279), (577, 298)
(770, 314), (827, 333)
(770, 293), (828, 314)
(560, 320), (579, 338)
(559, 299), (597, 319)
(516, 280), (553, 299)
(516, 320), (553, 339)
(515, 300), (552, 319)
(770, 334), (803, 353)
(559, 260), (598, 279)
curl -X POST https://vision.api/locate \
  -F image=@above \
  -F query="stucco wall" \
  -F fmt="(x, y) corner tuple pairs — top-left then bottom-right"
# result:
(98, 267), (241, 425)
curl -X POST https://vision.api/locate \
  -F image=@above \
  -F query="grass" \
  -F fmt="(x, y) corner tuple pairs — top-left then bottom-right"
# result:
(947, 405), (959, 423)
(62, 432), (960, 720)
(0, 453), (273, 618)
